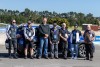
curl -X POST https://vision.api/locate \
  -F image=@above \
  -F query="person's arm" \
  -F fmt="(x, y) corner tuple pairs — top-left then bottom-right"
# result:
(31, 28), (35, 40)
(24, 28), (29, 39)
(6, 25), (11, 39)
(83, 31), (86, 38)
(43, 25), (50, 38)
(48, 25), (50, 36)
(39, 25), (45, 36)
(57, 29), (60, 43)
(91, 31), (95, 41)
(49, 29), (52, 44)
(59, 30), (67, 41)
(83, 31), (86, 42)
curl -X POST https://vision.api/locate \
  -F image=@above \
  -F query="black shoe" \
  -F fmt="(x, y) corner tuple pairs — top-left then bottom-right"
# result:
(37, 56), (41, 59)
(64, 57), (67, 59)
(9, 55), (13, 59)
(55, 57), (59, 59)
(51, 56), (54, 59)
(24, 56), (27, 59)
(64, 56), (67, 59)
(86, 58), (89, 60)
(90, 58), (93, 61)
(13, 55), (18, 59)
(30, 56), (34, 59)
(45, 56), (48, 59)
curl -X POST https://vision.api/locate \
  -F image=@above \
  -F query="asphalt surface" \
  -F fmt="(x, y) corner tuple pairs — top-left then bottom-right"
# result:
(0, 45), (100, 67)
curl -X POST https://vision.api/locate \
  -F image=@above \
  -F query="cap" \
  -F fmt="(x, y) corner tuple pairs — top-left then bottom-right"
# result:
(74, 24), (78, 27)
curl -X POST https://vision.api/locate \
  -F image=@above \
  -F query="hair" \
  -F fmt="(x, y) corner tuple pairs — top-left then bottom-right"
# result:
(53, 21), (57, 23)
(62, 23), (66, 26)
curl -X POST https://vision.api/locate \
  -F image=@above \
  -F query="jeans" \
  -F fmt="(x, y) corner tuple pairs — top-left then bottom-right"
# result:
(50, 43), (58, 58)
(71, 44), (78, 58)
(38, 37), (48, 57)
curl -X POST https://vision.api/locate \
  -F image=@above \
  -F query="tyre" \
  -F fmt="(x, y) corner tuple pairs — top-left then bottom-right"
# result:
(78, 43), (86, 58)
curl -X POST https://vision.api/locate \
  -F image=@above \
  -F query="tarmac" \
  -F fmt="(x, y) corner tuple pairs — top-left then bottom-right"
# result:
(0, 45), (100, 67)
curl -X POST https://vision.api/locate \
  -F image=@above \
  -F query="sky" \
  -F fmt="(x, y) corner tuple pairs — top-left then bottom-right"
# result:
(0, 0), (100, 17)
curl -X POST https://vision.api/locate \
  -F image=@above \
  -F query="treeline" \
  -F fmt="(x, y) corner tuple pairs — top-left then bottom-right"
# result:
(0, 8), (99, 26)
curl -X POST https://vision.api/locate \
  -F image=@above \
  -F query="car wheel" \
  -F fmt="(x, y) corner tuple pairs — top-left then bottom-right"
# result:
(78, 43), (86, 58)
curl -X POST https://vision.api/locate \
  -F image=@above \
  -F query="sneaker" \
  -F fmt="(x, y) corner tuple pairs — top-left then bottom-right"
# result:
(71, 56), (74, 59)
(74, 57), (77, 60)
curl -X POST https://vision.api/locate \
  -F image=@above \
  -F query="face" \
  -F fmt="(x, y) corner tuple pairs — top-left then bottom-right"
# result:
(28, 21), (32, 27)
(74, 26), (78, 30)
(43, 18), (47, 24)
(12, 20), (16, 25)
(53, 23), (57, 28)
(87, 25), (91, 30)
(62, 23), (66, 28)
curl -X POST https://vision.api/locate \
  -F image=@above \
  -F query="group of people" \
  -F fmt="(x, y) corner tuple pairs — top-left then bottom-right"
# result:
(6, 17), (95, 61)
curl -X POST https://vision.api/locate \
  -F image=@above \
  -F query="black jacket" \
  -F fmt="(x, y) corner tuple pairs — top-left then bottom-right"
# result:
(39, 24), (50, 37)
(50, 27), (60, 43)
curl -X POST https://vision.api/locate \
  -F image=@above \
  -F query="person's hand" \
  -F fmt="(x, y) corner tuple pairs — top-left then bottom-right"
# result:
(45, 34), (48, 37)
(63, 38), (67, 42)
(50, 41), (52, 45)
(59, 34), (61, 37)
(28, 38), (32, 41)
(57, 41), (59, 44)
(44, 34), (48, 38)
(16, 34), (21, 38)
(91, 38), (95, 41)
(9, 37), (11, 39)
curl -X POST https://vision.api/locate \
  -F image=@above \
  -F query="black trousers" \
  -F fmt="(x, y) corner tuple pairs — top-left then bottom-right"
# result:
(85, 43), (93, 59)
(61, 41), (68, 58)
(8, 39), (17, 55)
(9, 39), (17, 49)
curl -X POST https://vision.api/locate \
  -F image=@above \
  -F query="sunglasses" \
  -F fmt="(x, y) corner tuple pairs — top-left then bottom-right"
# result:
(13, 22), (16, 23)
(28, 23), (31, 24)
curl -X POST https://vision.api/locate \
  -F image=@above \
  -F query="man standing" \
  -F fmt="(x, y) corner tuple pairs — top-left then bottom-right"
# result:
(50, 22), (60, 59)
(60, 23), (70, 59)
(38, 17), (50, 59)
(83, 25), (95, 61)
(6, 19), (18, 59)
(70, 24), (81, 59)
(24, 21), (35, 59)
